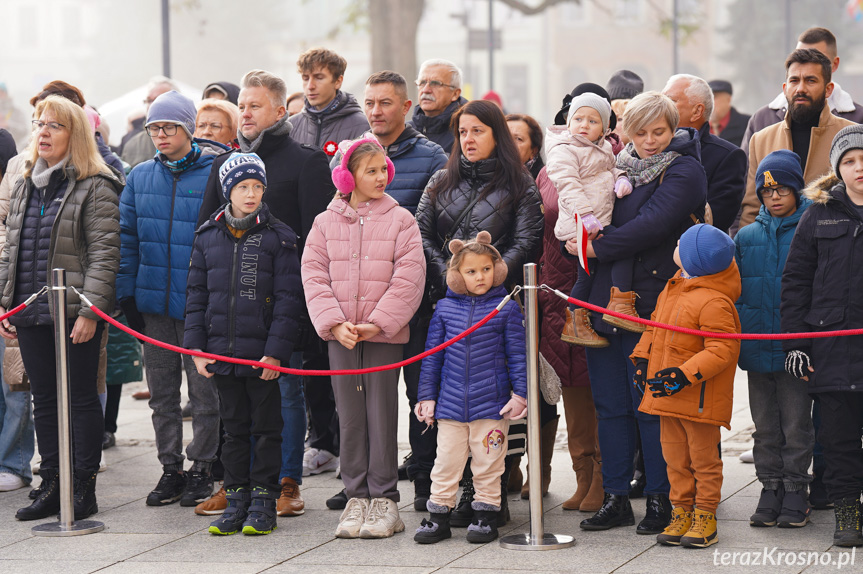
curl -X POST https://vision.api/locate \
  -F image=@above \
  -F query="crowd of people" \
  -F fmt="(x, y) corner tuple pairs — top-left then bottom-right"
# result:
(0, 25), (862, 551)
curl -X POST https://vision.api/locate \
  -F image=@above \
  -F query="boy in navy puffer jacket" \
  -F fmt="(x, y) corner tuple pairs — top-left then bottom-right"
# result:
(414, 231), (528, 545)
(184, 152), (303, 536)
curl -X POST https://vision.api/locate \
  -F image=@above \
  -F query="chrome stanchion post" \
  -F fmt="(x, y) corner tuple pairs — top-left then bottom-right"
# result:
(500, 264), (575, 551)
(33, 269), (104, 536)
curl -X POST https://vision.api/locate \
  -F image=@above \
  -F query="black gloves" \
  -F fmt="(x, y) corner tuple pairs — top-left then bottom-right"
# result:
(785, 350), (813, 380)
(632, 359), (648, 394)
(119, 297), (146, 334)
(647, 367), (692, 397)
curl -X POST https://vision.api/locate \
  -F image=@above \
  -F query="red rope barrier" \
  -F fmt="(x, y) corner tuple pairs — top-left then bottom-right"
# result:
(86, 303), (501, 376)
(0, 302), (29, 324)
(559, 290), (863, 340)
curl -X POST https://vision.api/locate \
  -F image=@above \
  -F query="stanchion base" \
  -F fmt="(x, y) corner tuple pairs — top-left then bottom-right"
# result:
(499, 532), (575, 550)
(32, 519), (105, 537)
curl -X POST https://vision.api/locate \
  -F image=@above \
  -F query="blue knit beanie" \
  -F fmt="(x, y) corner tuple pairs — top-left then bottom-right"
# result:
(218, 152), (267, 200)
(679, 224), (735, 277)
(146, 91), (197, 139)
(755, 150), (804, 206)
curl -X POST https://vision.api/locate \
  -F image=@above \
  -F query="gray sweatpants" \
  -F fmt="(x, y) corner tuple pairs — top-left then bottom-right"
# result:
(328, 340), (401, 501)
(143, 314), (219, 471)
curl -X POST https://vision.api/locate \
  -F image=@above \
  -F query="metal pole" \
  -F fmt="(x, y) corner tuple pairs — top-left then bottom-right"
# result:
(33, 270), (104, 536)
(488, 0), (494, 91)
(162, 0), (171, 78)
(500, 264), (575, 551)
(672, 0), (679, 74)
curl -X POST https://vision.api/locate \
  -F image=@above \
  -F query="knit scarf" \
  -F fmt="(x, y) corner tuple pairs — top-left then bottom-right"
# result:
(30, 157), (69, 188)
(224, 203), (263, 230)
(160, 141), (201, 174)
(238, 114), (293, 153)
(615, 143), (680, 188)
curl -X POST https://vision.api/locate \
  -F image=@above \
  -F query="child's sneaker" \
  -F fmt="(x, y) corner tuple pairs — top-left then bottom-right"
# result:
(656, 507), (692, 546)
(680, 508), (718, 548)
(561, 308), (610, 348)
(777, 489), (810, 528)
(241, 487), (278, 535)
(833, 498), (863, 547)
(208, 488), (250, 535)
(335, 497), (369, 538)
(360, 497), (405, 538)
(465, 501), (499, 543)
(750, 486), (783, 527)
(602, 287), (645, 333)
(415, 501), (452, 544)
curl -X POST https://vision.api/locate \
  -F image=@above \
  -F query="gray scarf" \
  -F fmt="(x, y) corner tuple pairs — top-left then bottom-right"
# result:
(30, 157), (69, 188)
(224, 203), (263, 230)
(238, 114), (293, 153)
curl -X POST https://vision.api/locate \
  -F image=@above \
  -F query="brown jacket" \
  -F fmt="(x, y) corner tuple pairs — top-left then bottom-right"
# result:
(632, 261), (741, 429)
(740, 104), (854, 228)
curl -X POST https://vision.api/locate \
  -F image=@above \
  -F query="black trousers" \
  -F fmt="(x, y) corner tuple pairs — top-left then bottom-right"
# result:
(18, 322), (105, 473)
(214, 373), (283, 491)
(304, 337), (339, 456)
(104, 384), (122, 434)
(403, 314), (437, 478)
(816, 391), (863, 502)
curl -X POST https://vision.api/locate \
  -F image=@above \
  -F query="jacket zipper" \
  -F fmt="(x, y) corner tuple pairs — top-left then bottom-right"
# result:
(698, 381), (706, 413)
(357, 215), (365, 323)
(315, 116), (323, 148)
(228, 238), (240, 354)
(32, 184), (45, 303)
(464, 297), (476, 421)
(164, 175), (179, 314)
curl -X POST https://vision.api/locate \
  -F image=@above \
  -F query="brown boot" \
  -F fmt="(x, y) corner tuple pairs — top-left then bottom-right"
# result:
(561, 308), (609, 348)
(521, 416), (559, 500)
(507, 456), (523, 493)
(561, 387), (603, 510)
(580, 456), (605, 512)
(563, 459), (591, 511)
(276, 477), (305, 516)
(602, 287), (645, 333)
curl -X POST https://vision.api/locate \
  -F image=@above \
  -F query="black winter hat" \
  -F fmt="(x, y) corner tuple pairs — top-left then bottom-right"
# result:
(606, 70), (643, 101)
(554, 82), (617, 130)
(708, 79), (733, 95)
(0, 129), (16, 177)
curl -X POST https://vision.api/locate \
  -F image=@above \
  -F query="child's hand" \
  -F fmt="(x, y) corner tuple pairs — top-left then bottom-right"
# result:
(354, 323), (381, 342)
(254, 356), (281, 380)
(632, 358), (648, 395)
(647, 367), (691, 397)
(193, 355), (215, 378)
(414, 400), (436, 425)
(331, 322), (359, 350)
(564, 238), (580, 256)
(581, 213), (603, 234)
(500, 395), (528, 420)
(785, 349), (814, 381)
(614, 177), (633, 198)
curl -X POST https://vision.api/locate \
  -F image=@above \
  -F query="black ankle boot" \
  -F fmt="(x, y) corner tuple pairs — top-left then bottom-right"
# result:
(450, 477), (475, 527)
(637, 493), (672, 534)
(16, 468), (60, 521)
(834, 497), (863, 547)
(415, 506), (452, 544)
(498, 465), (511, 526)
(466, 504), (499, 543)
(413, 472), (431, 512)
(580, 493), (635, 531)
(73, 469), (99, 520)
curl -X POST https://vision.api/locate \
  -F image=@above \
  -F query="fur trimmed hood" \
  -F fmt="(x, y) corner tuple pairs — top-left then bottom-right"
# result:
(803, 172), (842, 205)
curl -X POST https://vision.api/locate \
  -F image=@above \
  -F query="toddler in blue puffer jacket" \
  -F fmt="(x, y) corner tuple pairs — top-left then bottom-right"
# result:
(414, 231), (528, 545)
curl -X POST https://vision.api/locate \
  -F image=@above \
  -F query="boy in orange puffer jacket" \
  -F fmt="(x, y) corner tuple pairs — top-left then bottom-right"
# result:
(630, 223), (741, 549)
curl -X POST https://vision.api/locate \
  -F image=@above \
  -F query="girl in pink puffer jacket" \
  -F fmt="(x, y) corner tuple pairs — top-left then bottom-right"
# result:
(301, 137), (426, 540)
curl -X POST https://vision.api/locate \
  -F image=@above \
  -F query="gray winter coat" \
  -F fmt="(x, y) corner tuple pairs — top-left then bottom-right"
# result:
(0, 165), (122, 321)
(288, 91), (369, 150)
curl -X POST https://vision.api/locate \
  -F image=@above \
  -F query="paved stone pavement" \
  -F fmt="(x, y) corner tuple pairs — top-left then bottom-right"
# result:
(0, 370), (854, 574)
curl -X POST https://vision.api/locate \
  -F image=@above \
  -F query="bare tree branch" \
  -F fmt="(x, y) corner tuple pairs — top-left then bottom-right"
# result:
(495, 0), (580, 16)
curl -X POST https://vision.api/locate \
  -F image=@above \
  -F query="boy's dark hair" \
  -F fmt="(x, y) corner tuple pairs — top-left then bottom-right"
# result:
(785, 49), (832, 85)
(798, 27), (837, 57)
(297, 48), (347, 80)
(366, 70), (408, 103)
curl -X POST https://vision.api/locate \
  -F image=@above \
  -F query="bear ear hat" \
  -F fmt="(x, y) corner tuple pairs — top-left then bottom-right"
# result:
(448, 237), (466, 256)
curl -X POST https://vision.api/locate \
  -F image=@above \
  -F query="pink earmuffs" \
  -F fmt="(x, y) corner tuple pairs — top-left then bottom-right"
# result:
(445, 231), (509, 294)
(331, 137), (395, 194)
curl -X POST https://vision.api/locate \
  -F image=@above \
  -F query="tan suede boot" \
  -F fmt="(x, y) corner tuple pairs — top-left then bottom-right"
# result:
(521, 416), (559, 500)
(560, 387), (604, 511)
(602, 287), (645, 333)
(580, 456), (605, 512)
(561, 308), (609, 348)
(507, 456), (523, 493)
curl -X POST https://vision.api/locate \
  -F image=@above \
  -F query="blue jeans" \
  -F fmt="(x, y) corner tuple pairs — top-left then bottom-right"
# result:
(279, 352), (306, 484)
(0, 340), (35, 482)
(585, 330), (669, 496)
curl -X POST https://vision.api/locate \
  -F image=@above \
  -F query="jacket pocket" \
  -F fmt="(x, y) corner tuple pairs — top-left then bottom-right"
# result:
(803, 306), (844, 329)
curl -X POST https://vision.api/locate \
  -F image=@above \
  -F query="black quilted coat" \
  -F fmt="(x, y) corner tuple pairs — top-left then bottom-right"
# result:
(415, 156), (544, 303)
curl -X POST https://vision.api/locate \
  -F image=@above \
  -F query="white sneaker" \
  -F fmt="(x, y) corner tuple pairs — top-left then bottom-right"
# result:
(335, 497), (369, 538)
(739, 449), (754, 463)
(0, 472), (26, 492)
(359, 497), (405, 539)
(303, 448), (339, 476)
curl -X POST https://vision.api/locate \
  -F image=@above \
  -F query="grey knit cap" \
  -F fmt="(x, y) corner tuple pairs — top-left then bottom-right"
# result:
(830, 124), (863, 177)
(567, 93), (612, 134)
(146, 90), (196, 139)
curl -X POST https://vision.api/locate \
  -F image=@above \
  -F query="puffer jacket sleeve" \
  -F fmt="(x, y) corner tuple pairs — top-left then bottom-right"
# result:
(631, 317), (656, 363)
(183, 232), (209, 351)
(301, 216), (345, 340)
(780, 209), (817, 353)
(417, 307), (446, 403)
(79, 177), (121, 320)
(416, 170), (449, 299)
(116, 173), (139, 301)
(501, 180), (544, 287)
(546, 145), (589, 242)
(0, 154), (23, 247)
(265, 233), (303, 361)
(367, 213), (426, 338)
(503, 302), (528, 399)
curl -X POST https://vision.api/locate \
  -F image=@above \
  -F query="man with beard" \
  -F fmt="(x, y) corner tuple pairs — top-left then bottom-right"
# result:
(739, 49), (854, 228)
